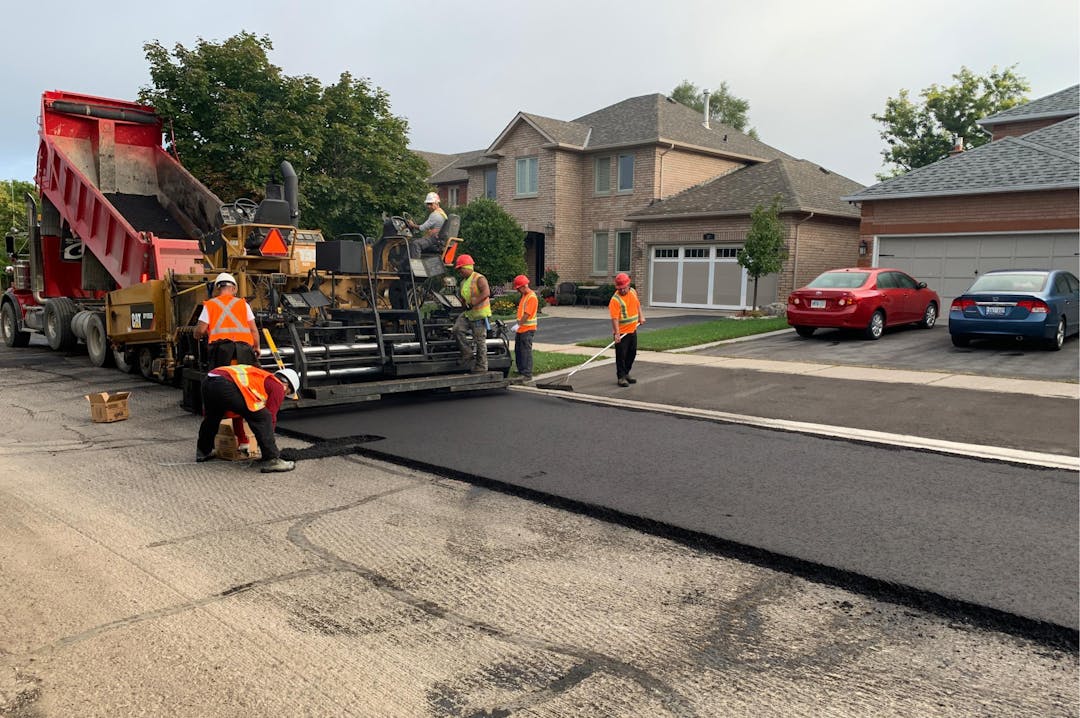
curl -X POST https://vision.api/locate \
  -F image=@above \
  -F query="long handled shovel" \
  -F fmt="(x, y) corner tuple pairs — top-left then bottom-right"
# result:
(535, 337), (619, 392)
(262, 328), (298, 399)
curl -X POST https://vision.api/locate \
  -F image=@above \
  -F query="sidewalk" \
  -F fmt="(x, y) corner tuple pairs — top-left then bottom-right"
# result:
(531, 339), (1079, 400)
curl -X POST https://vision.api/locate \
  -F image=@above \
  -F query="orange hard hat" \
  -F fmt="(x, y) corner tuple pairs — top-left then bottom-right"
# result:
(614, 272), (631, 287)
(512, 275), (529, 289)
(454, 254), (474, 269)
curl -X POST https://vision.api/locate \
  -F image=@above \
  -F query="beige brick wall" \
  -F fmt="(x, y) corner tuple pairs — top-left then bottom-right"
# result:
(654, 150), (742, 199)
(989, 118), (1067, 141)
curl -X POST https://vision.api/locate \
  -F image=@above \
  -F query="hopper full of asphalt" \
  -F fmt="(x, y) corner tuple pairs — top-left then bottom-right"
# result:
(278, 391), (1079, 632)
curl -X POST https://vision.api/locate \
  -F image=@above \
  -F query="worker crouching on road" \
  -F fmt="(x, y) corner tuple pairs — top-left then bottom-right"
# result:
(453, 254), (490, 373)
(196, 365), (300, 473)
(194, 273), (261, 368)
(609, 272), (645, 387)
(512, 274), (537, 381)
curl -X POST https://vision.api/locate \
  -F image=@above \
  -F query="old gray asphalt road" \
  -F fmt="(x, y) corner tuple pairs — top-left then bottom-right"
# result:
(278, 391), (1079, 631)
(1, 348), (1077, 716)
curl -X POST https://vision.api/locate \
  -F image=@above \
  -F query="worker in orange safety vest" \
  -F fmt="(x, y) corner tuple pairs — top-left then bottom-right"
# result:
(194, 272), (261, 369)
(511, 274), (538, 380)
(608, 272), (645, 387)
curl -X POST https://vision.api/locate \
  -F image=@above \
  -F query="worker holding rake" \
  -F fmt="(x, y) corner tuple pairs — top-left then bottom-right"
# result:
(609, 273), (645, 387)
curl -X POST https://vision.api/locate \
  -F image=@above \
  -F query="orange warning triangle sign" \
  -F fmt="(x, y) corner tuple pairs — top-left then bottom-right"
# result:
(260, 228), (289, 256)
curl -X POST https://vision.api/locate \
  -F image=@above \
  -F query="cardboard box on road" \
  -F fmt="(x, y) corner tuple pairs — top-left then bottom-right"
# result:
(85, 392), (131, 423)
(214, 419), (261, 461)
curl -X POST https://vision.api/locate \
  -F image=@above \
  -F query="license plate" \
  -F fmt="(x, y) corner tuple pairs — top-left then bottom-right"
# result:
(810, 299), (826, 309)
(986, 306), (1006, 316)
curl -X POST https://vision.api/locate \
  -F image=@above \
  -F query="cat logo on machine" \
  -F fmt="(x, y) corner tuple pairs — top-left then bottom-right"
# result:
(130, 303), (155, 330)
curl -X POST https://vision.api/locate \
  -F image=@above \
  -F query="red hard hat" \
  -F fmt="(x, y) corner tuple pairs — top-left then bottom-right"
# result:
(455, 254), (474, 269)
(512, 275), (529, 289)
(614, 272), (631, 287)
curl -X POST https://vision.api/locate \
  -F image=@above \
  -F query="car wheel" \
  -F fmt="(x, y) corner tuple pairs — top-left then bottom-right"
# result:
(951, 334), (970, 348)
(864, 310), (885, 340)
(1046, 318), (1065, 351)
(794, 326), (815, 338)
(919, 302), (938, 329)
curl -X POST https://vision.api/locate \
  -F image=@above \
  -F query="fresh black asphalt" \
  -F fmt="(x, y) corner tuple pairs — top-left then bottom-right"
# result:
(279, 390), (1079, 631)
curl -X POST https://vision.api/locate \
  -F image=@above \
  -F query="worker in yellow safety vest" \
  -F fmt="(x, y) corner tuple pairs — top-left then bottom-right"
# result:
(608, 272), (646, 387)
(196, 364), (300, 473)
(512, 274), (538, 380)
(453, 254), (491, 373)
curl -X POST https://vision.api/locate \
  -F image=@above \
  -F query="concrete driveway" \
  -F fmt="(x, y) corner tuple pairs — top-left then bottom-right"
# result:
(698, 323), (1079, 382)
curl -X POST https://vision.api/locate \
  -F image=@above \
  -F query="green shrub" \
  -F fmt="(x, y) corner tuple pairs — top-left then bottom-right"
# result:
(489, 294), (518, 315)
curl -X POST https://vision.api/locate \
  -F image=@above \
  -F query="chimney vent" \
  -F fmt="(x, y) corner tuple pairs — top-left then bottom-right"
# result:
(949, 136), (965, 156)
(702, 90), (711, 130)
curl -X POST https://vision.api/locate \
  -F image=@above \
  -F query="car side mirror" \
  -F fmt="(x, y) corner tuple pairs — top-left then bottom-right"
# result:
(917, 281), (927, 289)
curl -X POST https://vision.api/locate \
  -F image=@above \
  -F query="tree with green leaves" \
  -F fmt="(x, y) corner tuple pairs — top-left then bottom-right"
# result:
(139, 32), (429, 239)
(1, 179), (37, 245)
(671, 80), (758, 138)
(455, 198), (526, 287)
(873, 65), (1030, 179)
(739, 196), (787, 310)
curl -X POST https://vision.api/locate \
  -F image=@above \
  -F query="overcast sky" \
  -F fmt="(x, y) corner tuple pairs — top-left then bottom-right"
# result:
(2, 0), (1076, 189)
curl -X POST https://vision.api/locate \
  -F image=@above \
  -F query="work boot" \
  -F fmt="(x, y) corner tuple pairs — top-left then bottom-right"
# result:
(617, 377), (630, 387)
(195, 450), (216, 462)
(626, 376), (637, 384)
(260, 458), (295, 473)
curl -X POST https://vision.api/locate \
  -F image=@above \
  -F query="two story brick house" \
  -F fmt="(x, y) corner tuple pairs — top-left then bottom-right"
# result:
(844, 85), (1080, 308)
(421, 93), (864, 309)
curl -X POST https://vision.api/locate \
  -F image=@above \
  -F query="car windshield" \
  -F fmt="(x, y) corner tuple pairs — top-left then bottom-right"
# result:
(806, 272), (869, 289)
(968, 273), (1048, 293)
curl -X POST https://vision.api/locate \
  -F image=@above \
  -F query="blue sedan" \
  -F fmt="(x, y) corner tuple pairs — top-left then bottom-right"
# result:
(949, 269), (1080, 351)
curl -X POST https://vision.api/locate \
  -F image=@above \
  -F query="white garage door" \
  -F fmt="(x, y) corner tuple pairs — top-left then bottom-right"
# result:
(648, 245), (777, 309)
(877, 232), (1080, 307)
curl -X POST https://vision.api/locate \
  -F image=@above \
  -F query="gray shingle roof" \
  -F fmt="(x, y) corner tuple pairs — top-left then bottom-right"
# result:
(628, 158), (865, 220)
(520, 113), (591, 147)
(424, 149), (488, 184)
(415, 151), (457, 177)
(978, 84), (1079, 126)
(846, 115), (1080, 202)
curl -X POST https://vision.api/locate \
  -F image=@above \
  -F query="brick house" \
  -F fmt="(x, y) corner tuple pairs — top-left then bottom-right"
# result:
(844, 85), (1080, 307)
(420, 94), (863, 308)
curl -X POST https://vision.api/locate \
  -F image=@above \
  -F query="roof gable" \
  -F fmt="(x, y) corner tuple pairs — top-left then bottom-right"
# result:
(628, 158), (864, 220)
(846, 115), (1080, 202)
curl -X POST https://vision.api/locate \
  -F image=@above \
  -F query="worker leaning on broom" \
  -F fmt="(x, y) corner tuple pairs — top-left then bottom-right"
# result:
(511, 275), (538, 381)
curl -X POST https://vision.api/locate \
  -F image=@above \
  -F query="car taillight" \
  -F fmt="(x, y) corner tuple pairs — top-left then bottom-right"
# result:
(837, 293), (858, 307)
(1017, 299), (1050, 314)
(789, 295), (800, 305)
(951, 298), (975, 311)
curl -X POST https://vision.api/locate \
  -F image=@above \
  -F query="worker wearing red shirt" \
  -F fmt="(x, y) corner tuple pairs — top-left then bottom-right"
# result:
(196, 365), (299, 473)
(608, 272), (645, 387)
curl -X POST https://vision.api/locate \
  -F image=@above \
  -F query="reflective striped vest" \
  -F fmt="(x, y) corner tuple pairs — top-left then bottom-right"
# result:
(204, 296), (254, 344)
(517, 290), (537, 332)
(461, 272), (491, 320)
(611, 289), (640, 332)
(213, 364), (274, 412)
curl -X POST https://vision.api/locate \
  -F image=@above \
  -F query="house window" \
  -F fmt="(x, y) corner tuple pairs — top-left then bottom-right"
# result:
(594, 157), (611, 194)
(716, 247), (740, 259)
(484, 168), (497, 199)
(617, 154), (634, 192)
(593, 231), (609, 274)
(654, 247), (678, 258)
(684, 247), (707, 258)
(515, 157), (538, 196)
(616, 231), (631, 272)
(447, 187), (459, 206)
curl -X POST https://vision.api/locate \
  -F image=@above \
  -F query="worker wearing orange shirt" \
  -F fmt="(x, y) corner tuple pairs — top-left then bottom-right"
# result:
(511, 274), (538, 381)
(608, 272), (645, 387)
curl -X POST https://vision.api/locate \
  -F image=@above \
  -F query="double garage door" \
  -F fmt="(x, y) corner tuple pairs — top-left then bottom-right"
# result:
(649, 245), (777, 309)
(877, 232), (1080, 308)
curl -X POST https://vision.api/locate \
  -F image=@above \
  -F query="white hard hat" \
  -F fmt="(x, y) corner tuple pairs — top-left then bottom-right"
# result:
(274, 368), (300, 395)
(424, 192), (440, 204)
(214, 272), (237, 286)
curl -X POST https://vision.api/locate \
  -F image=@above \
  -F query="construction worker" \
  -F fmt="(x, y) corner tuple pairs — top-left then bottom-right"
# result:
(196, 365), (299, 473)
(609, 272), (646, 387)
(406, 191), (447, 241)
(512, 274), (538, 380)
(194, 273), (261, 369)
(453, 254), (490, 373)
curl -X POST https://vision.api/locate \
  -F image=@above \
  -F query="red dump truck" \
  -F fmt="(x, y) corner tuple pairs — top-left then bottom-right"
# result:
(2, 90), (510, 410)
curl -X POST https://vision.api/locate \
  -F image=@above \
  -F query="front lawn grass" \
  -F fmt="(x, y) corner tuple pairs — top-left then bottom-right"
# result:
(578, 316), (789, 351)
(512, 350), (599, 377)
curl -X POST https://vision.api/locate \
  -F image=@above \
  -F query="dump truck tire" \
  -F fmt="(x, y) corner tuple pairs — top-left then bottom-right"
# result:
(1, 301), (31, 348)
(44, 298), (78, 352)
(85, 313), (114, 367)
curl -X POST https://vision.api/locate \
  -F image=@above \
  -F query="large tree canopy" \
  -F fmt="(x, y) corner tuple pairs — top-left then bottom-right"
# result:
(139, 32), (429, 238)
(670, 80), (758, 138)
(872, 65), (1030, 179)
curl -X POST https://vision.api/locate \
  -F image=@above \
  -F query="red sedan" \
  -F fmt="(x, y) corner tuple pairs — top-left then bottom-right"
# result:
(787, 268), (940, 339)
